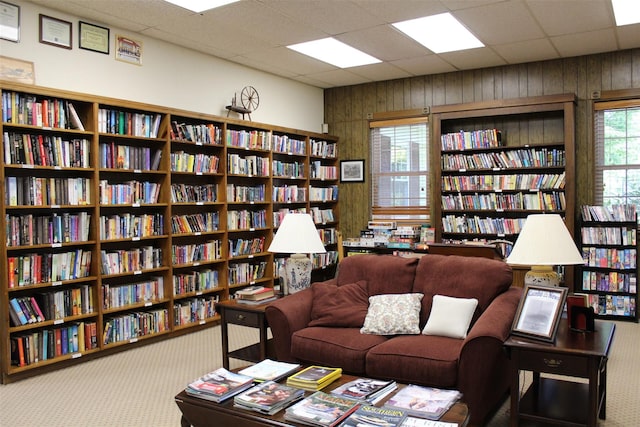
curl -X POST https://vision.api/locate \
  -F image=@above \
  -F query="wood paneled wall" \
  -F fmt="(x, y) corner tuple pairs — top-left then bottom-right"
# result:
(325, 49), (640, 239)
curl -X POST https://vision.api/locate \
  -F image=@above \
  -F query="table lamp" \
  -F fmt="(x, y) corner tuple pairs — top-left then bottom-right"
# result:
(506, 214), (584, 287)
(268, 213), (326, 295)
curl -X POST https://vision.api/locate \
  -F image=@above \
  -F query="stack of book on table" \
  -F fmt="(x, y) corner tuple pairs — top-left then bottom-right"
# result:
(330, 377), (397, 404)
(286, 365), (342, 391)
(185, 367), (254, 403)
(238, 358), (301, 382)
(382, 384), (462, 421)
(284, 390), (359, 426)
(235, 286), (277, 305)
(234, 380), (305, 415)
(338, 404), (407, 427)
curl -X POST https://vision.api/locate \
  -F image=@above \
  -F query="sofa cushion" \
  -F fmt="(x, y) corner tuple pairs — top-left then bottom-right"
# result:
(361, 293), (423, 335)
(291, 327), (388, 374)
(308, 280), (369, 327)
(422, 295), (478, 339)
(366, 335), (463, 388)
(413, 254), (513, 326)
(336, 254), (418, 296)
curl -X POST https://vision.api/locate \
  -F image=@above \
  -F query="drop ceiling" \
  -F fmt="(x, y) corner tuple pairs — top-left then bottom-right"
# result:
(27, 0), (640, 89)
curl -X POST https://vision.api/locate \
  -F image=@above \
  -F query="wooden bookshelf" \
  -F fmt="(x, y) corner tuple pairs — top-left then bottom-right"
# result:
(0, 81), (339, 382)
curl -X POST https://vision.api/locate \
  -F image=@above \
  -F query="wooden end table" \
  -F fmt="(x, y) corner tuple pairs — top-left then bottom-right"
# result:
(215, 299), (277, 370)
(505, 320), (615, 427)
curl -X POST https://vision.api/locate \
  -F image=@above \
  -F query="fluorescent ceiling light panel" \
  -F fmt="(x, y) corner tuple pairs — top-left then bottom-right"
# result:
(163, 0), (239, 13)
(611, 0), (640, 26)
(393, 13), (484, 53)
(287, 37), (381, 68)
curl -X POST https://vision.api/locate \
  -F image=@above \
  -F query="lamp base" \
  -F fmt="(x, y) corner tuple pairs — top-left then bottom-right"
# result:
(525, 265), (560, 287)
(283, 254), (313, 295)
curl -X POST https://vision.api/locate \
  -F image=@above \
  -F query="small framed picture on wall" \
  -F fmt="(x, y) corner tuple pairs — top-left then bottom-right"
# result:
(340, 160), (365, 183)
(39, 14), (72, 49)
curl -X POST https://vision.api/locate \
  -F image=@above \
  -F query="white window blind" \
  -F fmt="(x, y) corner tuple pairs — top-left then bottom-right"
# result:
(370, 117), (429, 220)
(594, 100), (640, 209)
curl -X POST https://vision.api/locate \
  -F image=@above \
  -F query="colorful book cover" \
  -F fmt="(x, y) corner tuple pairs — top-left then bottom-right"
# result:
(238, 358), (301, 382)
(383, 385), (461, 420)
(234, 380), (304, 413)
(285, 391), (359, 426)
(330, 377), (396, 402)
(186, 367), (254, 401)
(339, 404), (407, 427)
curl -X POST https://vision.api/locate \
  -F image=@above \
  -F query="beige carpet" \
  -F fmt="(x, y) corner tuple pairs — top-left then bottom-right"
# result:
(0, 322), (638, 426)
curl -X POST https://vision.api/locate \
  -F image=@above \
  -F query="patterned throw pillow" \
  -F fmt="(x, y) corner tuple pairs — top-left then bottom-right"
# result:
(360, 293), (424, 335)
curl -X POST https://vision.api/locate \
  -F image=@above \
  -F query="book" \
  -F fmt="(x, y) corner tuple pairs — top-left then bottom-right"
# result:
(67, 103), (85, 131)
(383, 385), (461, 420)
(330, 377), (397, 404)
(233, 380), (305, 415)
(236, 296), (278, 305)
(338, 404), (407, 427)
(235, 286), (275, 300)
(185, 367), (254, 403)
(238, 358), (301, 382)
(287, 365), (342, 391)
(284, 391), (359, 426)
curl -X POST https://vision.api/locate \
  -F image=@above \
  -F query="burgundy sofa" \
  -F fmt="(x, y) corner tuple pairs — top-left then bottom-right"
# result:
(265, 254), (522, 426)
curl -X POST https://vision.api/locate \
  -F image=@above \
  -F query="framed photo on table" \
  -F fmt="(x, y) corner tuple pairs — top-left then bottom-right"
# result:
(340, 159), (364, 183)
(39, 14), (71, 49)
(511, 284), (567, 342)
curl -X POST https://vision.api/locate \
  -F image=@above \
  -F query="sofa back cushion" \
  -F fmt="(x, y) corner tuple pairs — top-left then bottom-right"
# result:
(412, 254), (513, 325)
(336, 254), (418, 296)
(308, 280), (369, 327)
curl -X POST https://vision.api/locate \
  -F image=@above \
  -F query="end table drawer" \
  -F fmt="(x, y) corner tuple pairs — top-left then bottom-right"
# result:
(225, 309), (261, 327)
(518, 351), (588, 376)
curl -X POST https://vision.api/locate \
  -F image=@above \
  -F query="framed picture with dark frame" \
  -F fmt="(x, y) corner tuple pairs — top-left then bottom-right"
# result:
(0, 1), (20, 42)
(511, 284), (567, 342)
(79, 21), (109, 54)
(340, 159), (364, 183)
(39, 14), (71, 49)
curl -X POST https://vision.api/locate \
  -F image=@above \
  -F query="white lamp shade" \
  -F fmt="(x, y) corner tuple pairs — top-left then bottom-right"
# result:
(268, 213), (327, 254)
(506, 214), (584, 266)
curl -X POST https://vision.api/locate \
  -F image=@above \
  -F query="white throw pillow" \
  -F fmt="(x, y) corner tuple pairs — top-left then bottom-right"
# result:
(422, 295), (479, 339)
(360, 293), (424, 335)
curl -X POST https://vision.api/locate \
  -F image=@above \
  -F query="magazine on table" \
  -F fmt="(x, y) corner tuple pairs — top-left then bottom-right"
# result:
(400, 418), (458, 427)
(330, 377), (397, 404)
(238, 358), (301, 382)
(234, 380), (305, 415)
(383, 384), (462, 420)
(284, 391), (359, 426)
(185, 367), (254, 403)
(338, 404), (407, 427)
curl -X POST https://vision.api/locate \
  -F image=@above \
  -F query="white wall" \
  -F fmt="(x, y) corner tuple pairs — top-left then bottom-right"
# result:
(1, 0), (325, 132)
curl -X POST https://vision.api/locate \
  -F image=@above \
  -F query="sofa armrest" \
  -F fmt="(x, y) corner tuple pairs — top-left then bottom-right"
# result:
(458, 286), (522, 424)
(265, 285), (321, 362)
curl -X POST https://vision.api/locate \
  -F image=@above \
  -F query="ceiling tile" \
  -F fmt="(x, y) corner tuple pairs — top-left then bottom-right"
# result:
(526, 0), (613, 36)
(493, 39), (560, 64)
(347, 63), (414, 82)
(240, 46), (337, 76)
(305, 69), (374, 87)
(391, 55), (458, 76)
(440, 47), (507, 70)
(336, 25), (430, 62)
(551, 29), (618, 57)
(616, 24), (640, 50)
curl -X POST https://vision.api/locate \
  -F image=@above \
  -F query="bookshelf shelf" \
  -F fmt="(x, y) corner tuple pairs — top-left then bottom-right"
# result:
(0, 81), (339, 382)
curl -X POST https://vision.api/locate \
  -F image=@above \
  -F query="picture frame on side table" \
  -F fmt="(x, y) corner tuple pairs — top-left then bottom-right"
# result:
(0, 1), (20, 42)
(79, 21), (109, 54)
(39, 14), (72, 49)
(511, 284), (567, 342)
(340, 159), (364, 183)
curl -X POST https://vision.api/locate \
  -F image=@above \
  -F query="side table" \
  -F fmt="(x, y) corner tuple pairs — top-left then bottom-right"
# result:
(505, 320), (615, 427)
(215, 299), (277, 369)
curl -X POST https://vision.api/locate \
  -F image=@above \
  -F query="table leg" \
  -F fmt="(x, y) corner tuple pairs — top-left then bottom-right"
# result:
(259, 318), (268, 360)
(220, 309), (230, 370)
(509, 351), (519, 427)
(599, 356), (608, 420)
(588, 357), (598, 427)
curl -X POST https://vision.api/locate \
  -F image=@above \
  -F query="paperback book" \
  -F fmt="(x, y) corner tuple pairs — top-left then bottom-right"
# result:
(284, 391), (359, 426)
(185, 367), (254, 403)
(383, 385), (461, 420)
(238, 358), (301, 382)
(233, 380), (305, 415)
(287, 365), (342, 391)
(330, 377), (397, 404)
(338, 404), (407, 427)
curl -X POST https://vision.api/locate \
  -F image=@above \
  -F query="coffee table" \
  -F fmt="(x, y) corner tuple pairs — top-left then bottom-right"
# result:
(175, 372), (470, 427)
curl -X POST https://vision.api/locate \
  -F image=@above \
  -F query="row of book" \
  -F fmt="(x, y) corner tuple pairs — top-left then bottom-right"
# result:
(1, 91), (83, 130)
(311, 251), (339, 269)
(581, 226), (637, 246)
(171, 212), (219, 234)
(102, 308), (169, 345)
(310, 162), (338, 180)
(6, 211), (91, 247)
(227, 183), (265, 203)
(228, 262), (268, 285)
(272, 160), (305, 178)
(100, 247), (163, 275)
(227, 209), (268, 230)
(229, 236), (265, 257)
(441, 147), (565, 169)
(99, 213), (164, 240)
(171, 183), (218, 203)
(310, 185), (339, 202)
(441, 191), (566, 211)
(581, 247), (637, 269)
(440, 128), (502, 150)
(581, 204), (637, 222)
(274, 207), (306, 227)
(9, 285), (94, 326)
(441, 172), (566, 191)
(310, 139), (337, 158)
(8, 249), (92, 287)
(102, 277), (164, 310)
(226, 129), (271, 150)
(170, 151), (220, 173)
(171, 240), (223, 265)
(97, 108), (162, 138)
(170, 121), (222, 145)
(581, 271), (637, 293)
(227, 154), (270, 176)
(172, 269), (220, 295)
(98, 179), (161, 205)
(273, 185), (307, 203)
(318, 228), (338, 245)
(4, 132), (91, 168)
(5, 176), (91, 206)
(272, 135), (306, 155)
(99, 142), (162, 171)
(441, 215), (527, 235)
(173, 295), (218, 326)
(310, 207), (336, 224)
(11, 321), (98, 367)
(587, 294), (636, 318)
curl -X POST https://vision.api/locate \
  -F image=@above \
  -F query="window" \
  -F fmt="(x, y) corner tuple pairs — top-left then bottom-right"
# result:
(594, 100), (640, 209)
(370, 116), (429, 220)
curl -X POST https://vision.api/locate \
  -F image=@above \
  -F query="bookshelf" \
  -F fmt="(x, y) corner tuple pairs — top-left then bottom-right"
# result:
(0, 81), (339, 382)
(431, 94), (576, 283)
(577, 205), (638, 322)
